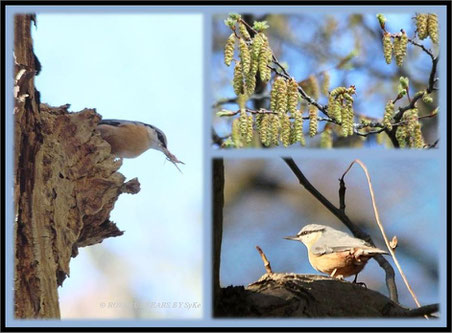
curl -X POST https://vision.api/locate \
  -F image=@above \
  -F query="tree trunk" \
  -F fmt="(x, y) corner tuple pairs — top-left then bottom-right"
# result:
(13, 14), (140, 319)
(212, 159), (224, 315)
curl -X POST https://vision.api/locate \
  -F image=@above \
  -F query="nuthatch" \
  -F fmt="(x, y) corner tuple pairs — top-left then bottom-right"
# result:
(285, 224), (388, 281)
(97, 119), (184, 170)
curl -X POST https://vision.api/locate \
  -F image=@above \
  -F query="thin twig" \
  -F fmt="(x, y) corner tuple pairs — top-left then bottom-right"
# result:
(256, 246), (273, 274)
(283, 158), (399, 303)
(338, 177), (346, 212)
(217, 107), (332, 122)
(340, 159), (425, 316)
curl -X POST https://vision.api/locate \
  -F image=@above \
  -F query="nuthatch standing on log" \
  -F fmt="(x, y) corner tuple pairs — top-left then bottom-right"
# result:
(285, 224), (388, 282)
(97, 119), (184, 170)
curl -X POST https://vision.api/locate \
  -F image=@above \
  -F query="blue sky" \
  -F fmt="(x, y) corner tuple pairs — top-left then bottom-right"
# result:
(32, 13), (203, 319)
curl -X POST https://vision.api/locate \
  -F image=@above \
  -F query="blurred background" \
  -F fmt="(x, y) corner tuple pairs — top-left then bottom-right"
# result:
(212, 12), (439, 148)
(32, 13), (203, 319)
(220, 158), (441, 308)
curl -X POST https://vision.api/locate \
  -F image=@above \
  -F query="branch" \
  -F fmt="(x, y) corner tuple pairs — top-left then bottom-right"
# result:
(212, 93), (270, 109)
(256, 246), (273, 274)
(212, 127), (226, 146)
(217, 107), (332, 122)
(405, 303), (439, 317)
(283, 158), (399, 303)
(341, 159), (425, 314)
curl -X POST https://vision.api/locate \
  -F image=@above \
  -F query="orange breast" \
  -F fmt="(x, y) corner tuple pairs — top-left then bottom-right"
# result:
(97, 123), (150, 158)
(308, 249), (373, 277)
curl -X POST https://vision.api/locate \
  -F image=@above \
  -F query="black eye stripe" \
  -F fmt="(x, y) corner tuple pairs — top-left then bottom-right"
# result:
(298, 228), (325, 236)
(157, 131), (167, 148)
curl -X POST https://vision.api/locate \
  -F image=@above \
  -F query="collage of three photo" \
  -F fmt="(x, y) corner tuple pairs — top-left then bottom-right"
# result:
(2, 2), (449, 331)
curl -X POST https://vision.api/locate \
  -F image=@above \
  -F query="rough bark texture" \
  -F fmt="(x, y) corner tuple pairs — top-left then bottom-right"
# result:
(14, 14), (140, 319)
(216, 273), (430, 318)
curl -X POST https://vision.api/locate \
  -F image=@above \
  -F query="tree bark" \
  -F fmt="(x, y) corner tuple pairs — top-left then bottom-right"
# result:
(216, 273), (437, 318)
(14, 14), (140, 319)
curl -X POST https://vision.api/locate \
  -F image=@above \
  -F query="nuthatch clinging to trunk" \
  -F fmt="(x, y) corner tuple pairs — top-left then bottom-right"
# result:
(285, 224), (388, 282)
(97, 119), (184, 171)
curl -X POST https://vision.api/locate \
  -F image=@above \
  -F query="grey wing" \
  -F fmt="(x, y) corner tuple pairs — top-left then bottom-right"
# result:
(98, 119), (126, 127)
(310, 229), (371, 255)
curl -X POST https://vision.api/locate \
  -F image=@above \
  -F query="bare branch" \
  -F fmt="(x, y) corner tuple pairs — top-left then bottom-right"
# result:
(256, 246), (273, 274)
(341, 159), (425, 314)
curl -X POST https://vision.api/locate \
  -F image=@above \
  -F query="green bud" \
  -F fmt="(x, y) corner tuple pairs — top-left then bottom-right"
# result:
(224, 18), (236, 29)
(228, 13), (241, 20)
(399, 76), (409, 90)
(253, 20), (270, 32)
(376, 13), (386, 29)
(216, 110), (236, 117)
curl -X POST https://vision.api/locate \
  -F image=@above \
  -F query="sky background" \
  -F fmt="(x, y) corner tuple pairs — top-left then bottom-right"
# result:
(32, 13), (203, 319)
(212, 12), (439, 148)
(221, 157), (443, 308)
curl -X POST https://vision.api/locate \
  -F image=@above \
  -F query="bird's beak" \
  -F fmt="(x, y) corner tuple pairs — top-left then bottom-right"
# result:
(284, 235), (299, 241)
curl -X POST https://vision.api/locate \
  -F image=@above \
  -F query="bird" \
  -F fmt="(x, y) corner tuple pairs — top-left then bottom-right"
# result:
(284, 224), (388, 282)
(96, 119), (184, 171)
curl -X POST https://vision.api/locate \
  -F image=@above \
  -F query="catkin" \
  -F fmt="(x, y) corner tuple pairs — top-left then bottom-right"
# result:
(239, 109), (248, 138)
(259, 114), (270, 146)
(330, 87), (347, 96)
(231, 118), (242, 147)
(224, 33), (236, 66)
(286, 78), (299, 115)
(274, 77), (288, 117)
(281, 114), (291, 147)
(245, 71), (256, 96)
(259, 44), (272, 82)
(383, 100), (394, 130)
(239, 38), (251, 74)
(233, 61), (244, 96)
(271, 114), (280, 146)
(246, 114), (254, 143)
(308, 105), (318, 137)
(270, 82), (278, 112)
(413, 123), (425, 148)
(427, 13), (439, 44)
(339, 99), (354, 137)
(395, 125), (407, 148)
(416, 14), (429, 40)
(405, 108), (418, 137)
(255, 113), (264, 131)
(328, 95), (341, 122)
(293, 109), (305, 146)
(239, 22), (251, 40)
(251, 33), (265, 60)
(347, 104), (354, 136)
(320, 126), (333, 148)
(382, 32), (393, 64)
(394, 32), (408, 66)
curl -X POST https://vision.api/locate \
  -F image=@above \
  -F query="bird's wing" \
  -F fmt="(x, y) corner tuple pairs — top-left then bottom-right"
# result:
(311, 229), (383, 255)
(98, 119), (127, 127)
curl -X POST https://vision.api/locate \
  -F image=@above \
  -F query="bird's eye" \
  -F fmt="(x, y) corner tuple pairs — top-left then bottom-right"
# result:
(157, 131), (167, 148)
